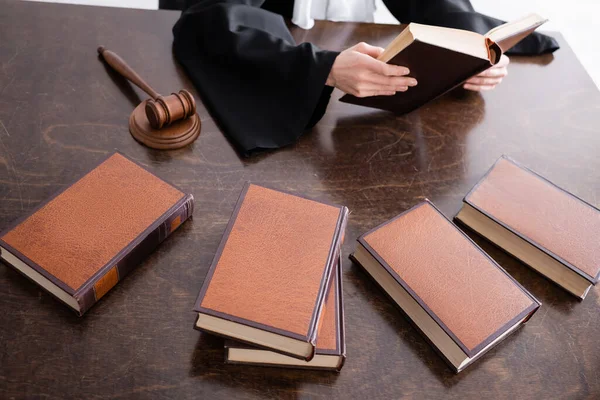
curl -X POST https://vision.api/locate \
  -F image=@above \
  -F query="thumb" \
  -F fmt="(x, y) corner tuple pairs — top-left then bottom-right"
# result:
(353, 42), (385, 59)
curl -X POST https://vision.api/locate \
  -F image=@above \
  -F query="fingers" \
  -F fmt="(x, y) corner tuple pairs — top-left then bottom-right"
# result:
(360, 55), (410, 76)
(477, 54), (509, 78)
(341, 45), (416, 97)
(466, 54), (509, 92)
(463, 83), (496, 92)
(342, 45), (509, 97)
(353, 42), (386, 59)
(355, 89), (405, 98)
(331, 45), (416, 97)
(350, 55), (415, 97)
(351, 83), (409, 97)
(464, 76), (503, 86)
(364, 72), (417, 88)
(349, 67), (416, 97)
(380, 62), (410, 77)
(475, 53), (509, 79)
(477, 66), (508, 78)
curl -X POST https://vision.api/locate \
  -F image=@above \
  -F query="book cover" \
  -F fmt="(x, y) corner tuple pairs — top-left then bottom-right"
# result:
(457, 156), (600, 298)
(225, 254), (346, 371)
(340, 14), (546, 114)
(351, 200), (540, 372)
(341, 40), (494, 114)
(194, 183), (348, 361)
(0, 152), (194, 316)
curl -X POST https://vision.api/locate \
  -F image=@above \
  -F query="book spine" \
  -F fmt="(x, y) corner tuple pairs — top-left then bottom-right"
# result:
(308, 207), (349, 348)
(336, 254), (346, 372)
(75, 194), (195, 315)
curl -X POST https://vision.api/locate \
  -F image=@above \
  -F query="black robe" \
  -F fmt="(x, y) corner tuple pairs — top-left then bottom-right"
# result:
(173, 0), (559, 156)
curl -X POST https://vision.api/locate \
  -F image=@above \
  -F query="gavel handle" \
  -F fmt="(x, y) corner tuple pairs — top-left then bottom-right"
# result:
(97, 46), (161, 100)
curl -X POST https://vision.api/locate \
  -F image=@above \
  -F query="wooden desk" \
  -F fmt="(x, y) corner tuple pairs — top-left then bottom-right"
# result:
(1, 1), (599, 398)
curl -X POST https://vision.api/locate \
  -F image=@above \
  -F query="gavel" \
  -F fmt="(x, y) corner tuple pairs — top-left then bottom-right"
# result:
(98, 46), (196, 129)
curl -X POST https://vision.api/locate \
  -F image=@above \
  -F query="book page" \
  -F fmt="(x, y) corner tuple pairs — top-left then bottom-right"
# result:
(486, 13), (547, 52)
(410, 23), (489, 60)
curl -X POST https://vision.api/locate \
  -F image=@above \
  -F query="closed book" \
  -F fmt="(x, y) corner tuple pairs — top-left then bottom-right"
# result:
(351, 201), (540, 373)
(340, 14), (546, 114)
(0, 153), (194, 316)
(456, 156), (600, 299)
(194, 183), (348, 361)
(225, 254), (346, 371)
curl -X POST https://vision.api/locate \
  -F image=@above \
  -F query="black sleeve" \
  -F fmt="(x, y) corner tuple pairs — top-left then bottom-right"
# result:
(382, 0), (559, 55)
(173, 0), (338, 156)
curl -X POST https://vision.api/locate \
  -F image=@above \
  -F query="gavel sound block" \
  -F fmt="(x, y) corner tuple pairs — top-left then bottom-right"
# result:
(98, 46), (201, 150)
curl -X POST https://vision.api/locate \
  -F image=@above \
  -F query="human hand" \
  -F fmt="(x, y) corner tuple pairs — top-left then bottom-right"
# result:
(326, 42), (417, 97)
(463, 54), (509, 91)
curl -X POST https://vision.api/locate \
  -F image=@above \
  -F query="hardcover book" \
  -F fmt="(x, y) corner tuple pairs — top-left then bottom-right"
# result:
(194, 183), (349, 361)
(0, 153), (194, 316)
(225, 254), (346, 371)
(351, 201), (540, 373)
(456, 156), (600, 299)
(340, 14), (547, 113)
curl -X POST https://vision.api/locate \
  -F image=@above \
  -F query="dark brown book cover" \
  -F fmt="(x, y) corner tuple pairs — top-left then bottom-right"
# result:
(0, 152), (194, 316)
(224, 254), (346, 371)
(194, 183), (348, 361)
(461, 156), (600, 285)
(351, 201), (540, 372)
(340, 40), (493, 114)
(340, 15), (545, 114)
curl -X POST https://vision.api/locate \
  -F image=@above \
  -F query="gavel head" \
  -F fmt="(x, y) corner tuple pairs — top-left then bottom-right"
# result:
(145, 90), (196, 130)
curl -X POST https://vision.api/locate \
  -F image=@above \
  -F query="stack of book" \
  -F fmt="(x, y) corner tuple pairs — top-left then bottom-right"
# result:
(351, 155), (600, 372)
(455, 156), (600, 299)
(2, 152), (597, 374)
(193, 183), (349, 371)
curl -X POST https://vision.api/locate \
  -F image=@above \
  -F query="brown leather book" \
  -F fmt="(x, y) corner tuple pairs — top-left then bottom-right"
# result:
(224, 254), (346, 371)
(0, 153), (194, 316)
(350, 201), (540, 373)
(456, 156), (600, 299)
(194, 183), (349, 361)
(340, 14), (547, 113)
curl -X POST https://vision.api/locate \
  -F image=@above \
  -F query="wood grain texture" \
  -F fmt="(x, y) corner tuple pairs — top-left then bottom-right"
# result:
(0, 1), (599, 399)
(97, 46), (199, 145)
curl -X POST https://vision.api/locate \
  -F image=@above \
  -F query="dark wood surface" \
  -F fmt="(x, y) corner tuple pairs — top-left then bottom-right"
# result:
(97, 45), (197, 129)
(1, 1), (599, 398)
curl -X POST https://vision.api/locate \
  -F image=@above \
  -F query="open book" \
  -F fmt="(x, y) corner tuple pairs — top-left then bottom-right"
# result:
(340, 14), (548, 113)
